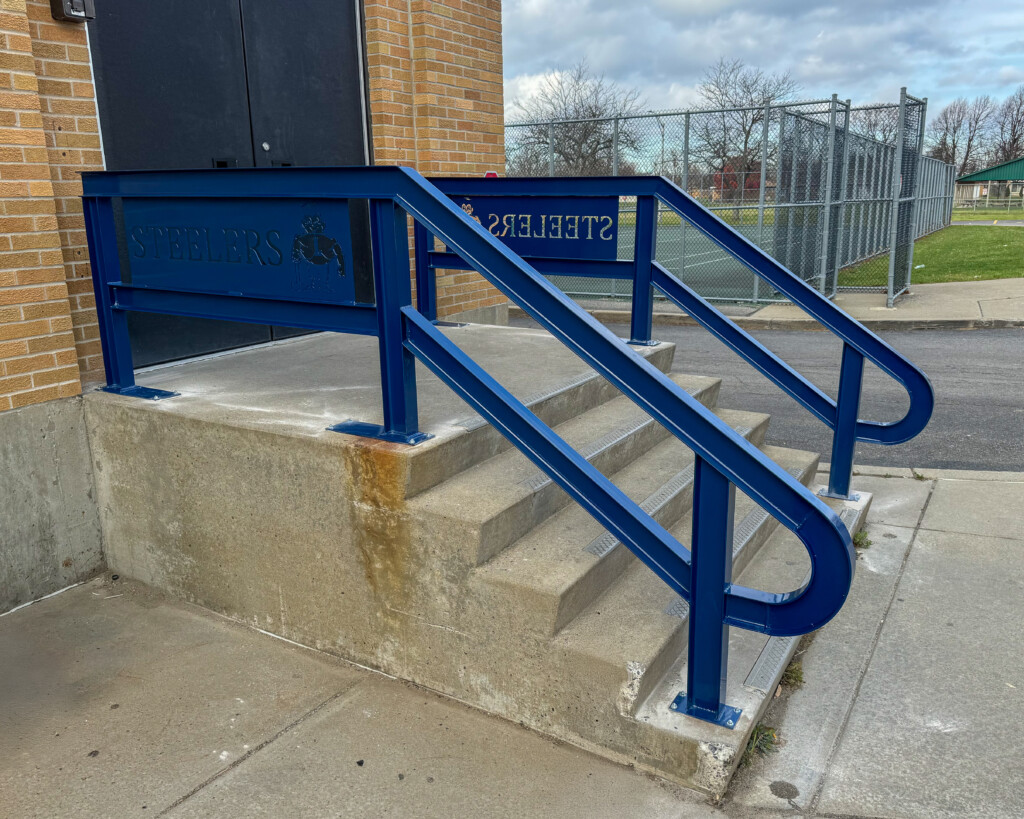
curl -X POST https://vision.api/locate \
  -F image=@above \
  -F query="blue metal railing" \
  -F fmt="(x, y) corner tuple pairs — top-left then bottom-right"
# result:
(425, 176), (935, 500)
(82, 167), (932, 728)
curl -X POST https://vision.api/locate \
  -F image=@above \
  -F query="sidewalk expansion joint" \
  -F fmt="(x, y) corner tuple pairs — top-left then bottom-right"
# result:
(805, 477), (937, 814)
(156, 685), (364, 816)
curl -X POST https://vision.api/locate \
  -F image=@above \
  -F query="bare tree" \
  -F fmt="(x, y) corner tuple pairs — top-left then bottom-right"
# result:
(993, 85), (1024, 164)
(506, 60), (645, 176)
(926, 95), (995, 176)
(849, 107), (899, 144)
(692, 59), (801, 202)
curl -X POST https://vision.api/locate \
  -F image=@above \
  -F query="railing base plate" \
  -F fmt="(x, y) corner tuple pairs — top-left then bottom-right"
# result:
(626, 338), (660, 347)
(100, 385), (179, 400)
(327, 419), (433, 445)
(669, 694), (743, 729)
(818, 489), (861, 502)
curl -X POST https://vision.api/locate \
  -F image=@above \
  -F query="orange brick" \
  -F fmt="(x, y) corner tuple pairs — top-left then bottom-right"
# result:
(4, 351), (54, 374)
(31, 363), (77, 386)
(0, 373), (32, 393)
(10, 383), (59, 407)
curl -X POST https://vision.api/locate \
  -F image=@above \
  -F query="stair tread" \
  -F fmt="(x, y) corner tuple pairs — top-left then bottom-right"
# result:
(411, 373), (720, 526)
(553, 445), (822, 674)
(478, 408), (774, 601)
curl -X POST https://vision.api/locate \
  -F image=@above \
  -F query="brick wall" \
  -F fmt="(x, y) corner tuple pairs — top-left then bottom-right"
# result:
(0, 0), (80, 412)
(0, 0), (506, 413)
(25, 0), (104, 378)
(364, 0), (506, 319)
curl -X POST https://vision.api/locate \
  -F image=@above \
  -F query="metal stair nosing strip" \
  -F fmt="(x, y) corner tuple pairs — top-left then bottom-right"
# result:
(519, 385), (705, 494)
(454, 369), (601, 432)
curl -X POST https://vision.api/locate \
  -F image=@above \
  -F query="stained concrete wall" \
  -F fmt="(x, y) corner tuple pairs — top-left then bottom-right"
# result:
(0, 397), (104, 612)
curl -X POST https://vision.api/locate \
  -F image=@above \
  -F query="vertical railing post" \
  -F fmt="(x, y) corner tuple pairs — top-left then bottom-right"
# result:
(84, 197), (135, 391)
(330, 199), (429, 444)
(886, 88), (908, 308)
(825, 342), (864, 499)
(629, 195), (657, 345)
(672, 456), (741, 728)
(413, 220), (436, 321)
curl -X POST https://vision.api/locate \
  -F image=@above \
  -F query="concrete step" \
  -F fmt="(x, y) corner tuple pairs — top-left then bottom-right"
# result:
(553, 445), (820, 716)
(410, 373), (721, 566)
(474, 409), (772, 636)
(402, 339), (676, 498)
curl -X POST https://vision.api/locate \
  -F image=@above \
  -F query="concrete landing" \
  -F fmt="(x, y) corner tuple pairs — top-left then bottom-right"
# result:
(113, 324), (658, 439)
(4, 468), (1023, 817)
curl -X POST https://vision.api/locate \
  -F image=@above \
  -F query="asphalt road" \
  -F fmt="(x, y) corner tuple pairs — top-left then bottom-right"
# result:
(512, 319), (1023, 472)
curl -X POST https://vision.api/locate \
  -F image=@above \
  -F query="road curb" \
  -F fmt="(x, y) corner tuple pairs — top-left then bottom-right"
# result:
(509, 306), (1024, 332)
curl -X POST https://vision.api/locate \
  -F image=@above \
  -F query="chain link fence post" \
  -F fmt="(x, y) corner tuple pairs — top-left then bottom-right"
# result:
(905, 96), (928, 291)
(886, 89), (908, 307)
(832, 100), (852, 297)
(612, 117), (620, 176)
(753, 102), (771, 303)
(680, 112), (690, 277)
(817, 95), (839, 294)
(547, 122), (555, 176)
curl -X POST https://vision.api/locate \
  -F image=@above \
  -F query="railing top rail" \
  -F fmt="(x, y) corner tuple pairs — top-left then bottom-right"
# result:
(81, 165), (412, 200)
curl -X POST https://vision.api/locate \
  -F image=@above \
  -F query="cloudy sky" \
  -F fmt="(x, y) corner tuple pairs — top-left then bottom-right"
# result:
(502, 0), (1024, 118)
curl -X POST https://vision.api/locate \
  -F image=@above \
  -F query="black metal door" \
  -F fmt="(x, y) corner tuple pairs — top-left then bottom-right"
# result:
(89, 0), (371, 366)
(239, 0), (375, 330)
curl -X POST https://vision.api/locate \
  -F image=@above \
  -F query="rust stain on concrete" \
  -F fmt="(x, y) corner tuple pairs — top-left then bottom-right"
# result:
(344, 440), (413, 618)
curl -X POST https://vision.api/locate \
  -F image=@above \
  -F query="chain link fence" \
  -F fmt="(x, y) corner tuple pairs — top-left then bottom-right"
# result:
(505, 88), (955, 307)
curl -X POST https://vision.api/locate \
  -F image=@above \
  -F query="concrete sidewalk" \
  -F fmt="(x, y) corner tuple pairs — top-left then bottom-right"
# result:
(2, 468), (1023, 818)
(530, 277), (1024, 331)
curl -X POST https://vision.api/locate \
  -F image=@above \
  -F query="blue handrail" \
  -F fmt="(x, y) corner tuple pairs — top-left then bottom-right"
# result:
(426, 175), (936, 498)
(391, 169), (858, 725)
(81, 166), (912, 728)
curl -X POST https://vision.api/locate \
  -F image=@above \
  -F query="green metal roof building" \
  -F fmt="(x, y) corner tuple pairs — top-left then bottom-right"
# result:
(955, 157), (1024, 206)
(957, 157), (1024, 183)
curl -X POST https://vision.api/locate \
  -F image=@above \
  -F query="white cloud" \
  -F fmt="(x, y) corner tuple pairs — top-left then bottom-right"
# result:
(501, 0), (1024, 115)
(997, 66), (1024, 86)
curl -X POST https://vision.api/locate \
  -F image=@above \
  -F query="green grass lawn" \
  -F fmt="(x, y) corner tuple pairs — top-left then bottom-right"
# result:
(839, 226), (1024, 287)
(951, 207), (1024, 222)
